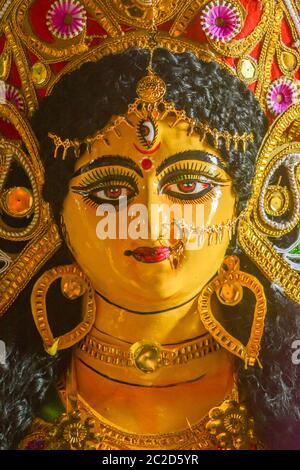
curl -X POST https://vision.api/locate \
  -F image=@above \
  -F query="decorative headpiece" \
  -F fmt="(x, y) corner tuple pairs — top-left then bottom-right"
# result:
(1, 0), (300, 367)
(47, 66), (254, 160)
(47, 0), (253, 160)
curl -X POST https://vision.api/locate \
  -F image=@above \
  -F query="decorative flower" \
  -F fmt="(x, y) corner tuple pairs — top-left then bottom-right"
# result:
(267, 78), (298, 115)
(46, 0), (87, 39)
(201, 1), (242, 42)
(47, 409), (102, 450)
(0, 83), (25, 111)
(206, 400), (256, 450)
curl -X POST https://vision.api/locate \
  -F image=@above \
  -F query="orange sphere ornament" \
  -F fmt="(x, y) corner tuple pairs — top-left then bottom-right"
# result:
(1, 187), (34, 218)
(218, 281), (243, 306)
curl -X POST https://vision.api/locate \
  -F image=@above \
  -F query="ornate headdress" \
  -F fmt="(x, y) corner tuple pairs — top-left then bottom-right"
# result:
(1, 0), (300, 366)
(47, 79), (255, 160)
(47, 47), (254, 160)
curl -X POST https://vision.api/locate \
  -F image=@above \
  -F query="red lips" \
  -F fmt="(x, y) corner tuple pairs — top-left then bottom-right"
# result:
(124, 246), (171, 263)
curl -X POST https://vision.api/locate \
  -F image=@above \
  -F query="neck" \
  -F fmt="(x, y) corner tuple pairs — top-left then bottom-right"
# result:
(93, 291), (208, 344)
(73, 292), (234, 434)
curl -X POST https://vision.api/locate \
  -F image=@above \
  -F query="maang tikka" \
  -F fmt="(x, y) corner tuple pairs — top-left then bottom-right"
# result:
(47, 15), (254, 162)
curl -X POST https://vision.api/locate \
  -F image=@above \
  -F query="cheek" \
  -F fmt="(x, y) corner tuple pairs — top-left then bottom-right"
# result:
(190, 186), (236, 234)
(62, 194), (103, 259)
(62, 194), (131, 265)
(182, 187), (236, 258)
(206, 186), (236, 218)
(182, 227), (233, 287)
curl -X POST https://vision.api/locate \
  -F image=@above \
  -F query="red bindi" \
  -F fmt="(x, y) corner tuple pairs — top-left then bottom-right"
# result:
(141, 157), (153, 171)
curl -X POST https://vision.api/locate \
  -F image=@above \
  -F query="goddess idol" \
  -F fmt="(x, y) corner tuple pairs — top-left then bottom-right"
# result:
(0, 0), (300, 450)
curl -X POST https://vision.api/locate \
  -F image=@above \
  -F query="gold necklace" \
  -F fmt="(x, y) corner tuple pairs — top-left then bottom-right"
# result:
(18, 372), (259, 451)
(77, 331), (221, 373)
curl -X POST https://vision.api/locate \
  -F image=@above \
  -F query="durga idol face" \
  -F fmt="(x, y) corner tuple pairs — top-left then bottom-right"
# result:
(62, 113), (237, 312)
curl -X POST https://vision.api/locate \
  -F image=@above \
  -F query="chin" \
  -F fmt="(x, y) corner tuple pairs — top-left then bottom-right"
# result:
(133, 274), (191, 303)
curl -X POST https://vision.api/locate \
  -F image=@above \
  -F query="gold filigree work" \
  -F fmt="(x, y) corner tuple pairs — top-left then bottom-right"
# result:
(198, 256), (267, 368)
(19, 387), (259, 450)
(0, 0), (300, 384)
(31, 264), (96, 355)
(48, 67), (254, 160)
(206, 400), (256, 450)
(78, 332), (221, 372)
(104, 0), (185, 28)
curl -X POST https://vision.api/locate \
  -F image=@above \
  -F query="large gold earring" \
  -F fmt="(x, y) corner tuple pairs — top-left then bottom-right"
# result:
(31, 264), (96, 356)
(198, 255), (267, 369)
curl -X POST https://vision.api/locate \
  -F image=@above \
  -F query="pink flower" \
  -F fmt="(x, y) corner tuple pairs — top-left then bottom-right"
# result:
(201, 0), (242, 42)
(0, 83), (24, 111)
(267, 78), (298, 115)
(47, 0), (87, 39)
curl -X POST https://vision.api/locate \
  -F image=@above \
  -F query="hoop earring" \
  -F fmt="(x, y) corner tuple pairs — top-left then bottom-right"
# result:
(31, 264), (96, 356)
(198, 255), (267, 369)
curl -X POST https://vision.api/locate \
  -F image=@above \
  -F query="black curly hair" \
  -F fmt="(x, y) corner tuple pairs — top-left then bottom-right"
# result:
(1, 48), (300, 450)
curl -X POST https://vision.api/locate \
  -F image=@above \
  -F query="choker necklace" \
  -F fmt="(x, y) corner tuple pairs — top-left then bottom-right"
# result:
(77, 331), (221, 374)
(95, 289), (201, 315)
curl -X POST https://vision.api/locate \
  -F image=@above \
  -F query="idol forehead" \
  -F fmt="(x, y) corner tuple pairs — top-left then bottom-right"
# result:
(72, 151), (227, 179)
(72, 116), (227, 177)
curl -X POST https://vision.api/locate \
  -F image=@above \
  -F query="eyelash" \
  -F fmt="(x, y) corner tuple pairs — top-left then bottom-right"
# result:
(159, 162), (225, 182)
(158, 163), (227, 204)
(72, 168), (138, 208)
(72, 163), (226, 208)
(76, 167), (138, 188)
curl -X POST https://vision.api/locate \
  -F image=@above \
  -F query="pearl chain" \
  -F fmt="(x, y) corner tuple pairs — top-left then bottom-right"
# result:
(0, 0), (12, 21)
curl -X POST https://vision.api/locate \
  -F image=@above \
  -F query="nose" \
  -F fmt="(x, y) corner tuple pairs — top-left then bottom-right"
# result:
(146, 180), (162, 240)
(145, 180), (180, 242)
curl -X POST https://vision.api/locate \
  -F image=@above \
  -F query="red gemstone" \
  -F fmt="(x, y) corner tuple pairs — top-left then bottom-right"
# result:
(141, 157), (153, 171)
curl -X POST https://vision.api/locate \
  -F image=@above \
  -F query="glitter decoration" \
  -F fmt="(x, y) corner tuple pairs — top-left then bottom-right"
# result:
(46, 0), (87, 40)
(201, 0), (242, 42)
(267, 78), (298, 115)
(0, 82), (25, 111)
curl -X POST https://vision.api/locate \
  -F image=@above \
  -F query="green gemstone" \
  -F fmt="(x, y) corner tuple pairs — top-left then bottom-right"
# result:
(290, 243), (300, 255)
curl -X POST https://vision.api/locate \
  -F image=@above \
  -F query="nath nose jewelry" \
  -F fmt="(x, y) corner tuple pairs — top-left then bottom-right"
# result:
(160, 218), (238, 247)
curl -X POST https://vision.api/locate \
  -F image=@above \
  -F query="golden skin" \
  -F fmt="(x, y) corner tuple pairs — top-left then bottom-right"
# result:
(62, 114), (237, 434)
(63, 114), (236, 311)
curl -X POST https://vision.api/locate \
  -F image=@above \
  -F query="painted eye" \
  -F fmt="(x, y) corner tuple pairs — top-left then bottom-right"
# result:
(165, 181), (210, 195)
(138, 118), (157, 148)
(92, 186), (135, 201)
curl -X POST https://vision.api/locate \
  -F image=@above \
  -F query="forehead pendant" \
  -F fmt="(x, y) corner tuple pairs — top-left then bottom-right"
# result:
(135, 69), (166, 171)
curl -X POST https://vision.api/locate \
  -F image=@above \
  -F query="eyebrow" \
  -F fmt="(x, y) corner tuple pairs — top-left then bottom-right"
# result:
(155, 150), (227, 175)
(72, 155), (143, 178)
